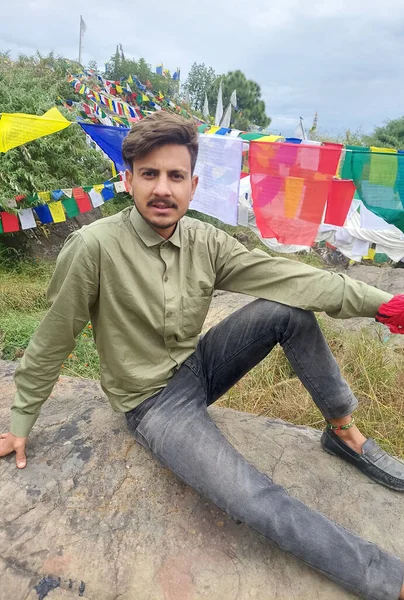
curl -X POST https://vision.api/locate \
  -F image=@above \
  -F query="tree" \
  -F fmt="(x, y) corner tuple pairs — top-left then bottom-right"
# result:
(208, 70), (270, 130)
(183, 63), (217, 112)
(364, 117), (404, 149)
(104, 47), (176, 97)
(0, 53), (110, 203)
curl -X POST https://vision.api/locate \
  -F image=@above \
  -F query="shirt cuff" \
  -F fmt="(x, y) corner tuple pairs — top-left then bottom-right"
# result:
(10, 408), (39, 438)
(362, 288), (393, 317)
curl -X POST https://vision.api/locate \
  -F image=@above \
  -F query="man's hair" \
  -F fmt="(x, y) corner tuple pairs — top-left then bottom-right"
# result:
(122, 111), (199, 174)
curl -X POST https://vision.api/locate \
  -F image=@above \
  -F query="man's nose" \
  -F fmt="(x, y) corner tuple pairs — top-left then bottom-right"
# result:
(153, 175), (172, 196)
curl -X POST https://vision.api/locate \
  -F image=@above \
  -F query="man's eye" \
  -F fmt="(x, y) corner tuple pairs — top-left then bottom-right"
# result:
(143, 172), (155, 177)
(172, 174), (184, 180)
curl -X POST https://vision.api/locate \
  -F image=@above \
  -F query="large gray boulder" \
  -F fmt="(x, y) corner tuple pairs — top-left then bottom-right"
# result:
(1, 360), (403, 600)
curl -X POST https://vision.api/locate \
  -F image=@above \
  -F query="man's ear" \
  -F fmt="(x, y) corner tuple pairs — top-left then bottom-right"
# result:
(125, 168), (133, 195)
(191, 175), (199, 200)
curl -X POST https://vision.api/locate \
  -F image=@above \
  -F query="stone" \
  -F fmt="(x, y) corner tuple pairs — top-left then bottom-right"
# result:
(1, 360), (403, 600)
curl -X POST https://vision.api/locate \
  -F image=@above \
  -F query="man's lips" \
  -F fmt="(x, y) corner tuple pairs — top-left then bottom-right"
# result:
(148, 201), (177, 212)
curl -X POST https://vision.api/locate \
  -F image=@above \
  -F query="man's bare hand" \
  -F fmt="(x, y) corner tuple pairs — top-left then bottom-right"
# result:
(0, 433), (27, 468)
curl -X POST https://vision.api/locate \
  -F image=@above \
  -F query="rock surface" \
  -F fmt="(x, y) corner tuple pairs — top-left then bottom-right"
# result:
(1, 360), (404, 600)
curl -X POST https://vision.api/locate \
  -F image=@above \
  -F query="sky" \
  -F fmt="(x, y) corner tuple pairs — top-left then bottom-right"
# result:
(2, 0), (404, 137)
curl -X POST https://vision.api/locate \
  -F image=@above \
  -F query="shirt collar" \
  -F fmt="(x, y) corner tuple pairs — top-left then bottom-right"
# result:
(130, 205), (181, 248)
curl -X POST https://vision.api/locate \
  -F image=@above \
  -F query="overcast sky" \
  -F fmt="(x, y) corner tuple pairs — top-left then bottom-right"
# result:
(2, 0), (404, 137)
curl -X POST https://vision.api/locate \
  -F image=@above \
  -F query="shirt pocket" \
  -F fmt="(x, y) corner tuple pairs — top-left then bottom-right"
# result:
(181, 294), (212, 339)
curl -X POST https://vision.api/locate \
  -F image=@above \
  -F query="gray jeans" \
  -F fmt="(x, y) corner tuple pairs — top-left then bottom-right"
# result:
(125, 299), (404, 600)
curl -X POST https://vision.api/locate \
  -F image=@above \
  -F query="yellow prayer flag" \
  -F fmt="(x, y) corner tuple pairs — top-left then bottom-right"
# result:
(258, 135), (282, 142)
(93, 184), (104, 193)
(111, 161), (117, 177)
(142, 95), (149, 102)
(38, 191), (51, 202)
(116, 85), (123, 94)
(0, 107), (72, 153)
(207, 126), (220, 135)
(48, 201), (66, 223)
(108, 99), (113, 111)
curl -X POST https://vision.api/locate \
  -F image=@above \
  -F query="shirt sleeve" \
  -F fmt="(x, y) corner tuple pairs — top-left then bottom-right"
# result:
(213, 231), (392, 319)
(10, 231), (99, 438)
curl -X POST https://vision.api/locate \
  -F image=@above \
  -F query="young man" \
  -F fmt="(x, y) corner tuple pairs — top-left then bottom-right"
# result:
(1, 112), (404, 600)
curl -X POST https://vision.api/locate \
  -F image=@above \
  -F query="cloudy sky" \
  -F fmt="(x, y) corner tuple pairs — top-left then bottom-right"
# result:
(2, 0), (404, 136)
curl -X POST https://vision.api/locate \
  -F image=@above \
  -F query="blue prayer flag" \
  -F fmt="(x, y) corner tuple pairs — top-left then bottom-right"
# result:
(79, 123), (130, 172)
(34, 204), (53, 224)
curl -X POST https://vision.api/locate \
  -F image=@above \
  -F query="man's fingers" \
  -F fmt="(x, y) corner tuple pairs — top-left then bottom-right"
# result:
(0, 433), (8, 439)
(15, 448), (27, 469)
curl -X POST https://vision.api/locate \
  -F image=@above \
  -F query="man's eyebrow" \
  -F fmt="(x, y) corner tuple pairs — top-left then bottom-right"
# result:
(138, 167), (159, 172)
(168, 168), (188, 175)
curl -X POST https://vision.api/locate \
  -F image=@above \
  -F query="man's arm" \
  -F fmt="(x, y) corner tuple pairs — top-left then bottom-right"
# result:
(6, 230), (99, 443)
(213, 230), (392, 318)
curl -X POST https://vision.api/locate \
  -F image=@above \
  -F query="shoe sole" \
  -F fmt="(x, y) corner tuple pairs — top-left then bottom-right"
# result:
(322, 436), (404, 492)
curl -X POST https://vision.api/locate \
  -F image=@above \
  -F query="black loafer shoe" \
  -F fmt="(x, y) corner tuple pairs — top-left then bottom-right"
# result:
(321, 428), (404, 491)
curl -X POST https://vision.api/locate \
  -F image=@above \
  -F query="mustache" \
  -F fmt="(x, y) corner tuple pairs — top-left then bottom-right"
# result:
(147, 199), (178, 209)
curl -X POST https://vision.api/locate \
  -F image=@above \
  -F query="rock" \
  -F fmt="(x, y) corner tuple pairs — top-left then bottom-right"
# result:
(1, 360), (403, 600)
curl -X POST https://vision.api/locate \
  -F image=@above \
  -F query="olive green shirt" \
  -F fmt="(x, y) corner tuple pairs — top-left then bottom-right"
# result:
(11, 206), (392, 437)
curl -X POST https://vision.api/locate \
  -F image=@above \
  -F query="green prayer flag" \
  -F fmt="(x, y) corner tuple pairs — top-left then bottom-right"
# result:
(62, 197), (80, 218)
(0, 218), (3, 234)
(239, 132), (265, 141)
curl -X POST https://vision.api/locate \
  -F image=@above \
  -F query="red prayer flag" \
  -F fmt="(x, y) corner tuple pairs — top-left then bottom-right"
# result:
(249, 142), (343, 246)
(72, 188), (92, 213)
(1, 211), (20, 232)
(324, 179), (356, 226)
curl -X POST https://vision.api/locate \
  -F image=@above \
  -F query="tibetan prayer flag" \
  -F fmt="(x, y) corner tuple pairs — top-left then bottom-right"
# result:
(249, 141), (342, 245)
(0, 107), (71, 153)
(34, 204), (53, 224)
(48, 201), (66, 223)
(0, 211), (20, 232)
(52, 189), (65, 200)
(324, 180), (356, 226)
(346, 146), (404, 232)
(73, 188), (92, 213)
(62, 196), (80, 218)
(38, 191), (51, 202)
(89, 190), (104, 208)
(79, 123), (129, 172)
(101, 183), (115, 201)
(114, 181), (127, 193)
(19, 208), (36, 230)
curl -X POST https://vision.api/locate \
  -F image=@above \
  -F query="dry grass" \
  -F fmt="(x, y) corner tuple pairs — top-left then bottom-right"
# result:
(218, 317), (404, 458)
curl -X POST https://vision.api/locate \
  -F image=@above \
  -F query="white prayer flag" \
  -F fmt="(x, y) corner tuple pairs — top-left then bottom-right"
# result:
(191, 134), (242, 226)
(89, 190), (104, 208)
(230, 90), (237, 108)
(61, 188), (73, 198)
(114, 181), (127, 193)
(203, 94), (209, 119)
(19, 208), (37, 230)
(214, 81), (223, 126)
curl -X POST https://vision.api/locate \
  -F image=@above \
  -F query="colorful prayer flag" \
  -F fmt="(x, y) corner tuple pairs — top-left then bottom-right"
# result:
(48, 201), (66, 223)
(73, 188), (92, 213)
(0, 211), (20, 232)
(0, 107), (71, 153)
(249, 141), (342, 245)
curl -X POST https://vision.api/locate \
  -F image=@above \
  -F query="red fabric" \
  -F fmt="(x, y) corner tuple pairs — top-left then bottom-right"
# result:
(72, 188), (92, 213)
(249, 142), (343, 246)
(1, 211), (20, 232)
(324, 180), (356, 226)
(375, 295), (404, 334)
(15, 195), (26, 202)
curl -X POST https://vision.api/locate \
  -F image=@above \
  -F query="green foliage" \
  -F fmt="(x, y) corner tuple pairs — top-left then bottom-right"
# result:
(0, 53), (110, 202)
(364, 116), (404, 149)
(183, 63), (217, 112)
(184, 65), (270, 130)
(208, 70), (270, 130)
(104, 48), (178, 98)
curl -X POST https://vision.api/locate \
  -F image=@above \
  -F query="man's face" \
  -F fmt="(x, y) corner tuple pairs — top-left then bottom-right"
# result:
(126, 144), (198, 239)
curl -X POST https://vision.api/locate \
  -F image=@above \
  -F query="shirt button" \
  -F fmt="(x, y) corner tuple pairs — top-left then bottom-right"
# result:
(168, 347), (175, 353)
(166, 311), (173, 318)
(164, 276), (169, 282)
